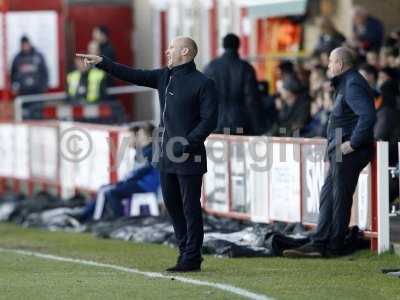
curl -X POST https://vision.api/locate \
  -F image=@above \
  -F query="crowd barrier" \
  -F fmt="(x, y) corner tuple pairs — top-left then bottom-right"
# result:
(0, 121), (133, 199)
(202, 134), (390, 253)
(0, 121), (391, 253)
(25, 102), (126, 124)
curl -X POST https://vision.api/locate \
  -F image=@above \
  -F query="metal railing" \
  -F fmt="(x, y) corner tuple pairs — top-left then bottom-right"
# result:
(14, 85), (153, 121)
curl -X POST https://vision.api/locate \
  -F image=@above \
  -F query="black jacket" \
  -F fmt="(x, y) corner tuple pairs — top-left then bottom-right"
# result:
(11, 48), (48, 95)
(97, 57), (218, 175)
(204, 49), (261, 135)
(327, 68), (376, 154)
(270, 93), (310, 136)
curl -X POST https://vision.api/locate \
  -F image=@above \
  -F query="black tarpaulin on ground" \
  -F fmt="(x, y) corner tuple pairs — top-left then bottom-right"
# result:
(0, 191), (369, 258)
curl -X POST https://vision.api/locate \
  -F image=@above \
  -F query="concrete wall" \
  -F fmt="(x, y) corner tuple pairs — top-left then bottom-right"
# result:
(131, 0), (159, 122)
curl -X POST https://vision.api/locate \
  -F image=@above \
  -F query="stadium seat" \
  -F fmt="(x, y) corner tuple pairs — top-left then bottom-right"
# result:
(130, 193), (160, 217)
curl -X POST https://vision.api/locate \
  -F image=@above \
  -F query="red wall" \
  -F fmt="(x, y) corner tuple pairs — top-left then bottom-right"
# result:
(67, 4), (133, 66)
(1, 0), (135, 119)
(67, 4), (134, 117)
(3, 0), (66, 93)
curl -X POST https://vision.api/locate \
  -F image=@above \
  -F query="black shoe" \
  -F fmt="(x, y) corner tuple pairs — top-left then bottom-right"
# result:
(282, 243), (324, 258)
(165, 263), (201, 273)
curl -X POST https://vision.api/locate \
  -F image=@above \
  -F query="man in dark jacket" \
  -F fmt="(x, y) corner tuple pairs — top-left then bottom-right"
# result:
(352, 6), (384, 52)
(77, 36), (218, 272)
(92, 26), (116, 61)
(283, 47), (376, 258)
(269, 76), (310, 136)
(11, 36), (48, 95)
(204, 33), (260, 135)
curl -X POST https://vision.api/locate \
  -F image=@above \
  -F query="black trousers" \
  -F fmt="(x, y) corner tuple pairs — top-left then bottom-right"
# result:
(311, 146), (373, 251)
(160, 172), (203, 264)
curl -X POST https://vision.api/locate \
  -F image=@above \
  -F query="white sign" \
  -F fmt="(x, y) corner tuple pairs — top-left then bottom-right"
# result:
(204, 139), (230, 213)
(269, 143), (301, 222)
(6, 11), (59, 88)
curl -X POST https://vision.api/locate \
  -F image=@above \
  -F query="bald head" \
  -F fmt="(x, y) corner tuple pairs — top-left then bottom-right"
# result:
(166, 36), (198, 68)
(328, 47), (355, 77)
(332, 47), (355, 67)
(175, 36), (198, 60)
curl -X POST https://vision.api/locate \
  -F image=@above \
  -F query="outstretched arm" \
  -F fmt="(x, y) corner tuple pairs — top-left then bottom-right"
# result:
(76, 54), (162, 89)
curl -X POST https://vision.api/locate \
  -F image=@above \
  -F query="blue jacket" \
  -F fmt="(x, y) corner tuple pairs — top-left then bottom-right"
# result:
(327, 68), (376, 154)
(97, 57), (218, 175)
(119, 143), (160, 193)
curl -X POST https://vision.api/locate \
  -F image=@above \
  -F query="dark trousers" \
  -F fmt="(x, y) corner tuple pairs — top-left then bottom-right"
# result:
(160, 172), (203, 265)
(311, 146), (373, 251)
(81, 181), (145, 221)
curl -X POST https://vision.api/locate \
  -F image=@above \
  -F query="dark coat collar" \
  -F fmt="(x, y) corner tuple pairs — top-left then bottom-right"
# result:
(170, 60), (196, 77)
(331, 67), (356, 89)
(223, 49), (240, 59)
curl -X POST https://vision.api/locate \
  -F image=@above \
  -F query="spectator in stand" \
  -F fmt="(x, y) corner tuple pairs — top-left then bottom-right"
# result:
(352, 6), (384, 53)
(93, 25), (116, 87)
(11, 35), (48, 96)
(66, 41), (107, 103)
(309, 65), (328, 98)
(276, 60), (297, 82)
(379, 68), (400, 111)
(374, 78), (400, 204)
(359, 64), (379, 96)
(257, 80), (277, 134)
(381, 47), (399, 68)
(92, 25), (116, 61)
(365, 50), (380, 69)
(204, 33), (261, 135)
(314, 17), (346, 55)
(302, 87), (333, 138)
(374, 79), (400, 160)
(269, 76), (310, 136)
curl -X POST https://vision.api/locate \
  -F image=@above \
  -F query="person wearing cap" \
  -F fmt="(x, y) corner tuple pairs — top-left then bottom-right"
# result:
(11, 35), (49, 95)
(204, 33), (261, 135)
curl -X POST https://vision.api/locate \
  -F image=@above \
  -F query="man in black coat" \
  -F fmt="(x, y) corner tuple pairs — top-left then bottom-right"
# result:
(77, 36), (218, 272)
(11, 36), (49, 95)
(204, 33), (261, 135)
(283, 47), (376, 257)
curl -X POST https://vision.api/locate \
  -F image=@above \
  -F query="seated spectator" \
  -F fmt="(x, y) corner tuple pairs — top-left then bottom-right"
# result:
(314, 17), (346, 55)
(365, 50), (380, 68)
(374, 79), (400, 164)
(257, 80), (277, 134)
(374, 78), (400, 204)
(309, 65), (327, 98)
(352, 6), (384, 53)
(276, 60), (296, 81)
(380, 47), (399, 68)
(302, 83), (333, 138)
(359, 64), (379, 95)
(76, 122), (160, 222)
(67, 42), (107, 104)
(269, 77), (310, 136)
(378, 68), (400, 105)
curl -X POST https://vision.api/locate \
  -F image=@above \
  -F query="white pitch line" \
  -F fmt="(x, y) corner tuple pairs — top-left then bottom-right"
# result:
(0, 248), (272, 300)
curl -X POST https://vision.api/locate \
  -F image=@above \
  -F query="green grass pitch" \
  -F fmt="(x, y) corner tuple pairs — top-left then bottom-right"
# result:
(0, 223), (399, 300)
